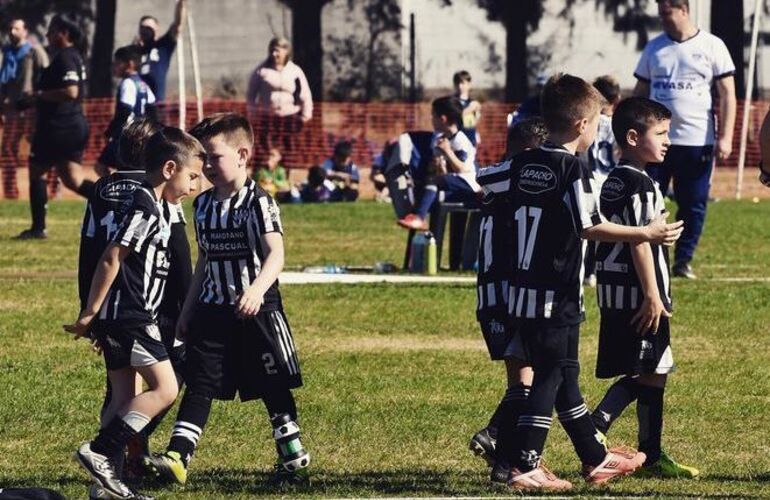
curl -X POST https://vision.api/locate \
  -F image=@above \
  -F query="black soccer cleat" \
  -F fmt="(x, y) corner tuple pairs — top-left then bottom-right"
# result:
(490, 461), (512, 484)
(15, 228), (47, 240)
(75, 442), (151, 499)
(268, 462), (310, 486)
(469, 427), (497, 467)
(672, 261), (696, 280)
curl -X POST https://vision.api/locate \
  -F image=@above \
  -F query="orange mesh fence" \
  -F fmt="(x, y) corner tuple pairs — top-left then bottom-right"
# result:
(0, 99), (765, 199)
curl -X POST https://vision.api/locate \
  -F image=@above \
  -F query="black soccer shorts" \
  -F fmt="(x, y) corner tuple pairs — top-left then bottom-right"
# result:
(515, 320), (580, 370)
(479, 310), (528, 362)
(596, 311), (674, 379)
(94, 321), (170, 371)
(185, 304), (302, 402)
(29, 116), (89, 166)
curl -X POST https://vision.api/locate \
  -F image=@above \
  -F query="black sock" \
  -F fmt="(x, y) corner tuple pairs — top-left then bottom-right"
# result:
(263, 388), (298, 422)
(637, 384), (664, 465)
(491, 384), (530, 464)
(168, 391), (212, 467)
(515, 416), (551, 472)
(591, 376), (640, 434)
(557, 400), (606, 467)
(29, 178), (47, 231)
(76, 179), (95, 199)
(92, 413), (148, 458)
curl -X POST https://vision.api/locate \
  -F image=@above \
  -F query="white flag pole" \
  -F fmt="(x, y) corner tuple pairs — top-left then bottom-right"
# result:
(177, 7), (186, 130)
(187, 8), (204, 123)
(736, 0), (763, 200)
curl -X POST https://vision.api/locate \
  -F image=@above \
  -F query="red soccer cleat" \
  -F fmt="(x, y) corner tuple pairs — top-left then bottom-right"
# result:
(397, 214), (428, 230)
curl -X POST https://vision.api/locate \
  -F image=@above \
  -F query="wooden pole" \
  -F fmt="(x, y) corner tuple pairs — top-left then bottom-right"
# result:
(736, 0), (762, 200)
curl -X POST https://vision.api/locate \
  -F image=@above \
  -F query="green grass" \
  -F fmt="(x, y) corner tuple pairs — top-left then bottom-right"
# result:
(1, 199), (770, 498)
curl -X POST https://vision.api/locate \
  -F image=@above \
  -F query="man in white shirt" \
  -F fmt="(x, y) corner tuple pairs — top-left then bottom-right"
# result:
(633, 0), (736, 279)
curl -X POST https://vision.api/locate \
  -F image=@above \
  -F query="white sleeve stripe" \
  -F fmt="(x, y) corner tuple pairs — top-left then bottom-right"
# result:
(572, 179), (601, 229)
(119, 79), (138, 107)
(119, 212), (146, 246)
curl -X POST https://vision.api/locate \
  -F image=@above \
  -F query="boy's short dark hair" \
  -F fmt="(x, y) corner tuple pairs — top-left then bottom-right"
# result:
(541, 73), (605, 134)
(145, 126), (206, 174)
(117, 117), (162, 171)
(507, 117), (548, 158)
(612, 97), (672, 149)
(453, 70), (472, 86)
(333, 140), (353, 159)
(114, 45), (142, 68)
(656, 0), (688, 7)
(593, 75), (621, 105)
(188, 113), (254, 152)
(432, 96), (463, 128)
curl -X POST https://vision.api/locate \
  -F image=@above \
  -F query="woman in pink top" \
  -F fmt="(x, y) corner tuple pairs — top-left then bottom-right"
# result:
(246, 37), (313, 163)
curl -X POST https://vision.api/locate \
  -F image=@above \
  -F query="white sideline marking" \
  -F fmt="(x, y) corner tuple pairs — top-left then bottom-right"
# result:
(279, 272), (475, 285)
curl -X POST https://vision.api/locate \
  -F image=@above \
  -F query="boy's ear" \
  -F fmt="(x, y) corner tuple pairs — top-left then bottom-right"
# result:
(626, 129), (639, 147)
(161, 160), (177, 180)
(238, 147), (251, 167)
(576, 117), (589, 135)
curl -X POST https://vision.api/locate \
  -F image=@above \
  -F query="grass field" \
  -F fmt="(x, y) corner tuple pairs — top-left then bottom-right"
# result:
(1, 199), (770, 498)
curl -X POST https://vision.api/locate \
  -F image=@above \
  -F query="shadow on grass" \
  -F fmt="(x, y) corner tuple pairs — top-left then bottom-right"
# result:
(169, 467), (759, 498)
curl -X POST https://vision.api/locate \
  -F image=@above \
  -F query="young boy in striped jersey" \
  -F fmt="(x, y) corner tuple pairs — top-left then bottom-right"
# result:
(95, 45), (157, 177)
(470, 118), (547, 473)
(495, 74), (684, 491)
(145, 113), (310, 486)
(66, 127), (204, 500)
(79, 118), (194, 498)
(590, 97), (698, 478)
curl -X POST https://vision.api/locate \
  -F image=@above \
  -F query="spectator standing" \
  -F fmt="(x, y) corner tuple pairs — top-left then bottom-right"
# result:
(136, 0), (186, 101)
(453, 70), (481, 146)
(246, 37), (313, 158)
(17, 15), (91, 240)
(633, 0), (736, 279)
(0, 18), (48, 199)
(321, 140), (360, 201)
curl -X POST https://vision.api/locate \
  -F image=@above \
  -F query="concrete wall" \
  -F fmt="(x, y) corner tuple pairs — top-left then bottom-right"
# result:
(114, 0), (291, 99)
(110, 0), (770, 100)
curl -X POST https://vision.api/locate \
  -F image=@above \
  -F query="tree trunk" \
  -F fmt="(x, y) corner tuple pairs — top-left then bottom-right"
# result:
(89, 0), (116, 98)
(291, 1), (325, 100)
(711, 0), (745, 97)
(503, 7), (528, 102)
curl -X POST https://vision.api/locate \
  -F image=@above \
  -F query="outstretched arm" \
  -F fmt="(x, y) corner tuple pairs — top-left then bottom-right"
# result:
(168, 0), (187, 41)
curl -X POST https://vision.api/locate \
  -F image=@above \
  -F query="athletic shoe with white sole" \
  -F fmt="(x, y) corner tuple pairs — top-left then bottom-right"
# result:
(583, 446), (646, 485)
(508, 464), (572, 491)
(469, 427), (496, 467)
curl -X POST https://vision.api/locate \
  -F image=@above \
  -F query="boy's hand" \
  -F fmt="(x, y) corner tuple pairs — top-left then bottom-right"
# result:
(436, 136), (452, 155)
(646, 212), (684, 246)
(63, 313), (95, 340)
(631, 294), (671, 334)
(235, 286), (265, 319)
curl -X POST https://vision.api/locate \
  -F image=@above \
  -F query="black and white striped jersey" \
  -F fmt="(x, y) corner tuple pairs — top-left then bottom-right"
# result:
(79, 171), (187, 313)
(507, 142), (603, 324)
(79, 170), (146, 309)
(97, 184), (171, 324)
(476, 160), (513, 332)
(193, 178), (283, 309)
(596, 162), (671, 311)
